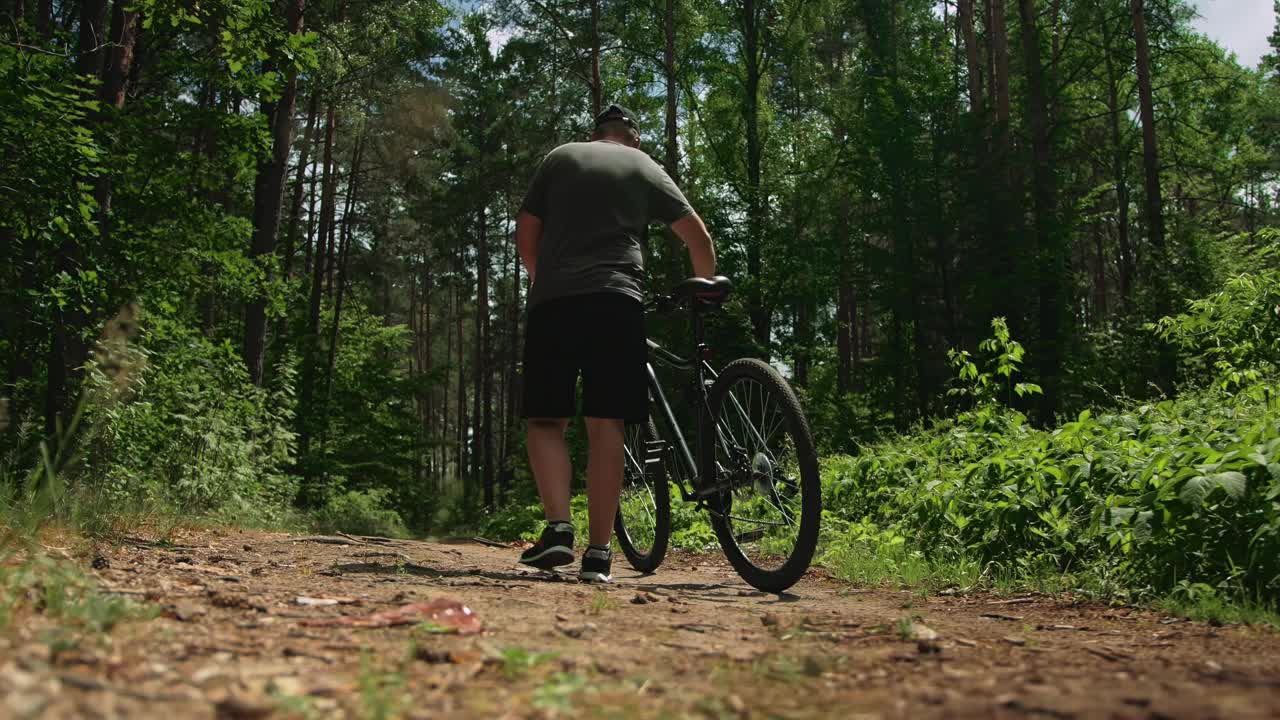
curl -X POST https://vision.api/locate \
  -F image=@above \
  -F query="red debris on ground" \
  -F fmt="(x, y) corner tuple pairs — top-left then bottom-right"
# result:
(300, 598), (482, 632)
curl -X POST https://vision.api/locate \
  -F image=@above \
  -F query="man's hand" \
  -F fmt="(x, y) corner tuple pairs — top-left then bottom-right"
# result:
(515, 210), (542, 283)
(670, 212), (715, 278)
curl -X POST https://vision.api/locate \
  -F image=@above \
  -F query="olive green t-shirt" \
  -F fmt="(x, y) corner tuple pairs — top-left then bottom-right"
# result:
(520, 140), (694, 308)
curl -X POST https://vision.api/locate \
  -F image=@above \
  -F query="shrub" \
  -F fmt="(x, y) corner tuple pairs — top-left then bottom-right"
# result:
(820, 288), (1280, 601)
(312, 488), (408, 538)
(76, 310), (298, 514)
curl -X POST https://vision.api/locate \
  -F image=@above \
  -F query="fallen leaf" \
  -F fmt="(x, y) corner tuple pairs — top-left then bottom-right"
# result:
(295, 596), (357, 606)
(299, 599), (481, 633)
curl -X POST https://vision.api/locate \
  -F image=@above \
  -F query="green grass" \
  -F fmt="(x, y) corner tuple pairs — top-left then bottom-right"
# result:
(587, 591), (616, 615)
(493, 645), (558, 680)
(1159, 589), (1280, 628)
(0, 545), (154, 653)
(533, 671), (588, 712)
(356, 651), (409, 720)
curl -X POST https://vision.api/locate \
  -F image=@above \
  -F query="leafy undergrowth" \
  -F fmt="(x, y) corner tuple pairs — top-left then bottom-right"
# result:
(0, 534), (154, 655)
(818, 382), (1280, 612)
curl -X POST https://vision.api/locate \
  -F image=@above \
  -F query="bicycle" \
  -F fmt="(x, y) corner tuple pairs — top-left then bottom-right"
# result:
(613, 276), (821, 593)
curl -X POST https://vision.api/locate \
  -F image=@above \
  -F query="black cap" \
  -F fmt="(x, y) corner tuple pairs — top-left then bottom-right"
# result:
(594, 103), (639, 131)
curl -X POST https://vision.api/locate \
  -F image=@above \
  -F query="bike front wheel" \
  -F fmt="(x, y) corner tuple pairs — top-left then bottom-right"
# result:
(614, 419), (671, 573)
(704, 359), (821, 593)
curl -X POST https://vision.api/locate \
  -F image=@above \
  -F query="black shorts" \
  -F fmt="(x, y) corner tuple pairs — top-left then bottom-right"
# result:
(521, 292), (648, 424)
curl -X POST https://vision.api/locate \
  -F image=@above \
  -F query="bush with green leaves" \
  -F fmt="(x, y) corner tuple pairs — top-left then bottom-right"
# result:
(312, 487), (408, 538)
(76, 310), (298, 516)
(820, 282), (1280, 602)
(1155, 253), (1280, 390)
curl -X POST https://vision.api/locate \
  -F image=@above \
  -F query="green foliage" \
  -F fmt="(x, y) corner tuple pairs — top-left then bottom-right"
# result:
(1155, 255), (1280, 389)
(493, 645), (558, 680)
(311, 488), (408, 538)
(77, 311), (298, 516)
(947, 318), (1043, 408)
(821, 300), (1280, 603)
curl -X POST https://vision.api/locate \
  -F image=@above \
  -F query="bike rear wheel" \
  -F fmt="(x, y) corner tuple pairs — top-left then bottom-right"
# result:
(614, 419), (671, 573)
(704, 359), (820, 593)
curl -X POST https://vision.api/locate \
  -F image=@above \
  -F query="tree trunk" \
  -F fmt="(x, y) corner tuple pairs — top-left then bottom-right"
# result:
(1132, 0), (1166, 258)
(90, 0), (138, 295)
(589, 0), (601, 117)
(323, 131), (363, 406)
(456, 275), (468, 492)
(505, 221), (522, 502)
(1132, 0), (1175, 391)
(36, 0), (50, 36)
(76, 0), (108, 79)
(663, 0), (679, 183)
(1101, 16), (1134, 309)
(742, 0), (769, 355)
(477, 206), (493, 508)
(284, 91), (320, 281)
(990, 0), (1011, 129)
(99, 1), (137, 110)
(958, 0), (984, 113)
(47, 0), (110, 441)
(245, 0), (306, 386)
(1019, 0), (1062, 421)
(297, 102), (337, 496)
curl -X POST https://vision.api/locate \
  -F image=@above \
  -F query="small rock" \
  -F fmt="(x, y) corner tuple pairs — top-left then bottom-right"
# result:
(736, 590), (766, 597)
(917, 640), (942, 655)
(630, 592), (661, 605)
(558, 622), (598, 639)
(955, 638), (977, 647)
(555, 613), (569, 622)
(91, 555), (110, 570)
(727, 694), (746, 713)
(269, 676), (304, 696)
(909, 622), (939, 641)
(761, 613), (782, 627)
(168, 601), (207, 622)
(243, 544), (253, 552)
(1003, 635), (1027, 646)
(594, 661), (623, 677)
(213, 692), (274, 720)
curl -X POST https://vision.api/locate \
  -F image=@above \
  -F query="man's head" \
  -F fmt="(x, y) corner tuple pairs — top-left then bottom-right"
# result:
(592, 104), (640, 147)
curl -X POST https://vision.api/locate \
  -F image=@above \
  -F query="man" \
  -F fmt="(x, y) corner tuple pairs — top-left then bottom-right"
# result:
(514, 104), (716, 583)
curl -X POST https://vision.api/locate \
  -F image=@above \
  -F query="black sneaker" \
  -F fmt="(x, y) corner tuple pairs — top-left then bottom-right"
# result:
(579, 545), (613, 583)
(519, 522), (575, 570)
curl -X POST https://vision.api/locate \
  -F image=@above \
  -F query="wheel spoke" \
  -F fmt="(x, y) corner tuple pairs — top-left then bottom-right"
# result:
(711, 367), (815, 580)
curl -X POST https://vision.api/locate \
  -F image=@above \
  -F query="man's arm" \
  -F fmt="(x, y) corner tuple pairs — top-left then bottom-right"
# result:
(515, 210), (542, 282)
(670, 212), (715, 279)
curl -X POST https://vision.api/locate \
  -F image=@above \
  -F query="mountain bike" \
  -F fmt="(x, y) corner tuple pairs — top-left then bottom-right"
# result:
(613, 276), (821, 593)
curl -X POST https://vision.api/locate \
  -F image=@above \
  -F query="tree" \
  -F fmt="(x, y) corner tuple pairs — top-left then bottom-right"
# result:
(245, 0), (307, 386)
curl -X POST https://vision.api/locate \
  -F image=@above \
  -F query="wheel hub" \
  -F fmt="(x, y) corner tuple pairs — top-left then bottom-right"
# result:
(750, 452), (775, 496)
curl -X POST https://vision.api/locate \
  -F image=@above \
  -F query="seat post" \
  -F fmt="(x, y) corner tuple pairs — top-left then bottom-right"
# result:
(690, 303), (706, 348)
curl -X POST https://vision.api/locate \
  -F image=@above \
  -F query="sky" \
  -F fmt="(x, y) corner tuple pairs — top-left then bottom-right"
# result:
(484, 2), (1277, 69)
(1192, 0), (1276, 68)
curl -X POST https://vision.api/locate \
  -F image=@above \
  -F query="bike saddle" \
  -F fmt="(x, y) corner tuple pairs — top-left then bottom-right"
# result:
(675, 276), (732, 304)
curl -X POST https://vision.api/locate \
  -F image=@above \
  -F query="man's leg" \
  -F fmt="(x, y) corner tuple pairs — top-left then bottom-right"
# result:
(526, 417), (572, 523)
(584, 417), (625, 547)
(520, 417), (576, 569)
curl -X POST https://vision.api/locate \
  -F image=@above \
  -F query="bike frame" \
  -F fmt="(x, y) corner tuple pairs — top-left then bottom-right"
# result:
(639, 302), (728, 506)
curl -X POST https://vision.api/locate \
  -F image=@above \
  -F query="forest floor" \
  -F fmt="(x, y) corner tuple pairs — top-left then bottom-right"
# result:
(3, 528), (1279, 719)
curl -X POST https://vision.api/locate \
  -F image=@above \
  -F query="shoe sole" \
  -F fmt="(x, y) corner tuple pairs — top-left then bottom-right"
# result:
(520, 546), (574, 570)
(579, 571), (612, 583)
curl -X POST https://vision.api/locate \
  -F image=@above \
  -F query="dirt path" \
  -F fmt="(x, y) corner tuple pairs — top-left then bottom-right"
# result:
(3, 528), (1279, 719)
